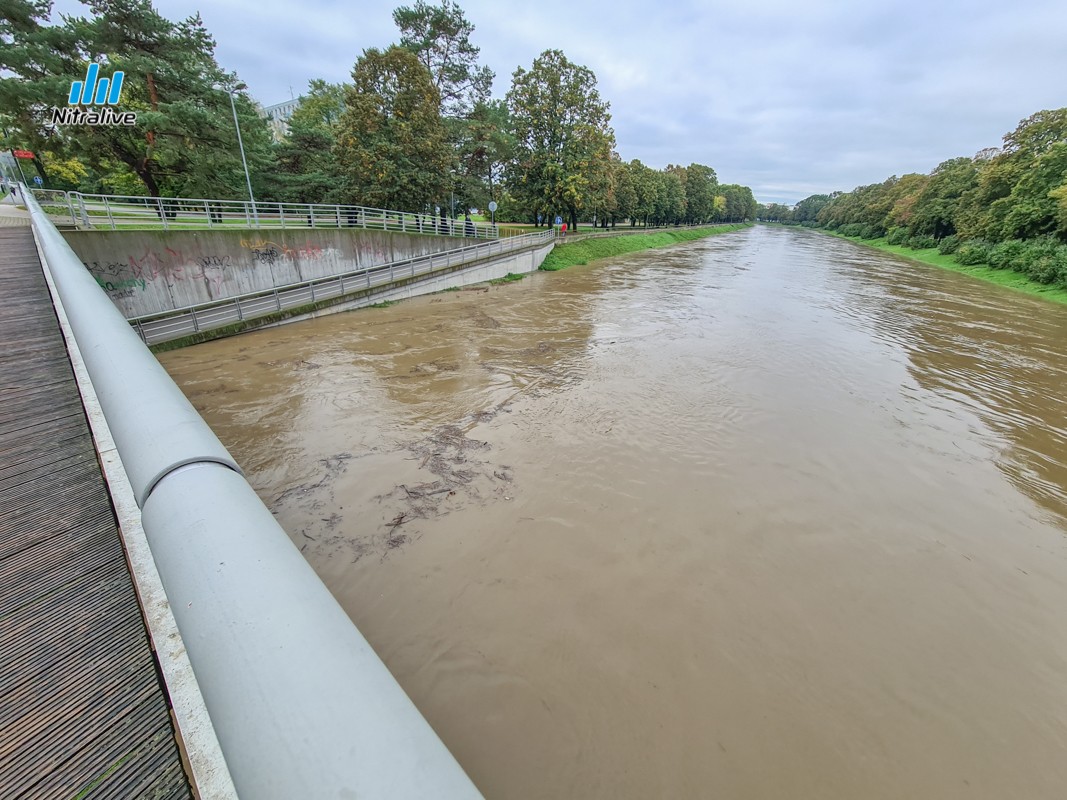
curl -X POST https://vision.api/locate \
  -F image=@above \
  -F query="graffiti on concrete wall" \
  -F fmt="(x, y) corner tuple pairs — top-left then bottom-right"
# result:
(82, 235), (355, 305)
(239, 237), (341, 262)
(84, 247), (233, 296)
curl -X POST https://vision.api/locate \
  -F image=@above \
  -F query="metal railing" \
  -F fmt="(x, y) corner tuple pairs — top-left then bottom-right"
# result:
(31, 187), (502, 239)
(23, 184), (483, 799)
(131, 228), (556, 344)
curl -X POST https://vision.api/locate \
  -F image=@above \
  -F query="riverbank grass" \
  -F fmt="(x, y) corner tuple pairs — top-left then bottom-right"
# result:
(823, 231), (1067, 307)
(540, 224), (752, 271)
(488, 272), (525, 285)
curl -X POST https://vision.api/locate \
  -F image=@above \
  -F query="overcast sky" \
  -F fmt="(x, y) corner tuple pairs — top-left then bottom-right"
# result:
(53, 0), (1067, 204)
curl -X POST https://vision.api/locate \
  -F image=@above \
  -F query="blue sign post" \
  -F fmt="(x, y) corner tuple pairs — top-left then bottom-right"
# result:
(554, 216), (562, 226)
(33, 176), (43, 187)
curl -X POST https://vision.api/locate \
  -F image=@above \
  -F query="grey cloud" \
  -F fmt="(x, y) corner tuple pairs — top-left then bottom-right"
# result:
(51, 0), (1067, 205)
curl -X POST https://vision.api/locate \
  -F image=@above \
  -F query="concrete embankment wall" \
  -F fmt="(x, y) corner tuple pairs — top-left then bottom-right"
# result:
(148, 240), (555, 349)
(61, 228), (471, 317)
(275, 241), (556, 327)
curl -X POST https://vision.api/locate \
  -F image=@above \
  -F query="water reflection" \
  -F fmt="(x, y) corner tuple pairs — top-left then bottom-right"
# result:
(814, 229), (1067, 523)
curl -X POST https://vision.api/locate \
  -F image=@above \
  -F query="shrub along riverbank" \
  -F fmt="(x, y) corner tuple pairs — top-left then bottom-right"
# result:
(820, 229), (1067, 306)
(539, 224), (752, 271)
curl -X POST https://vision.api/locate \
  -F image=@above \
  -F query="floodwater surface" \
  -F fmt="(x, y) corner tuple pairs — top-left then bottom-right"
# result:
(161, 226), (1067, 799)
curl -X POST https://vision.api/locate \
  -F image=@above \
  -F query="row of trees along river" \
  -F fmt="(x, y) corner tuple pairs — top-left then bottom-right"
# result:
(0, 0), (758, 230)
(758, 109), (1067, 291)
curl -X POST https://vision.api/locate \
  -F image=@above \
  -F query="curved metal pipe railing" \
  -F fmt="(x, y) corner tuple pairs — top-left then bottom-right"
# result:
(24, 186), (482, 799)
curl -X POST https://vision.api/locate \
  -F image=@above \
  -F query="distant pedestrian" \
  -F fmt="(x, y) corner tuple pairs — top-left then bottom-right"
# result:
(560, 221), (567, 238)
(464, 213), (475, 237)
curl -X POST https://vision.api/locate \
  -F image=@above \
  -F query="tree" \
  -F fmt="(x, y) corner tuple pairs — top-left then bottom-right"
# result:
(717, 184), (756, 222)
(335, 45), (450, 211)
(393, 0), (492, 118)
(609, 154), (636, 227)
(957, 110), (1067, 241)
(793, 194), (831, 223)
(683, 163), (718, 223)
(884, 173), (928, 231)
(275, 80), (346, 203)
(289, 79), (346, 131)
(998, 141), (1067, 240)
(0, 0), (81, 182)
(628, 159), (657, 227)
(2, 0), (276, 198)
(1051, 181), (1067, 239)
(907, 157), (977, 238)
(655, 169), (686, 225)
(506, 49), (614, 229)
(454, 98), (513, 210)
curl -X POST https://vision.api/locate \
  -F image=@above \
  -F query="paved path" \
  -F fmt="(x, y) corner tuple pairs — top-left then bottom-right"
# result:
(0, 228), (192, 798)
(0, 195), (30, 227)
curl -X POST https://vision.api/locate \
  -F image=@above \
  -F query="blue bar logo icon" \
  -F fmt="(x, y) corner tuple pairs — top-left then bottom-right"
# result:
(68, 64), (125, 106)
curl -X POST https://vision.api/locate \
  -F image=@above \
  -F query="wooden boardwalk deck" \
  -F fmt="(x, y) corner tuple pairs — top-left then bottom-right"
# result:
(0, 229), (192, 799)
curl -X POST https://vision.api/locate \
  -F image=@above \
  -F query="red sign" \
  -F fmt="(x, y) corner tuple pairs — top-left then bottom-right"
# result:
(12, 150), (35, 159)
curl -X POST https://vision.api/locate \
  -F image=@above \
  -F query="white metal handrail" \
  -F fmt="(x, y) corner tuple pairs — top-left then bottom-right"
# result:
(32, 188), (502, 239)
(23, 184), (483, 800)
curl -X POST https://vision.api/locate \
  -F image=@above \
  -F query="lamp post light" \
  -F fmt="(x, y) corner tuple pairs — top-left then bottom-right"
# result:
(214, 82), (259, 228)
(449, 168), (456, 221)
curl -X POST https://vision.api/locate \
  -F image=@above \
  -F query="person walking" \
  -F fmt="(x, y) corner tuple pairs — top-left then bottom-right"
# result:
(560, 221), (567, 239)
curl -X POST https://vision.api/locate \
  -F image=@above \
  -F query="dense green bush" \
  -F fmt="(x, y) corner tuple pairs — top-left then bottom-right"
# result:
(988, 239), (1026, 270)
(886, 227), (909, 245)
(954, 240), (991, 266)
(906, 235), (938, 250)
(840, 223), (865, 237)
(859, 224), (884, 240)
(1015, 238), (1067, 284)
(937, 235), (960, 254)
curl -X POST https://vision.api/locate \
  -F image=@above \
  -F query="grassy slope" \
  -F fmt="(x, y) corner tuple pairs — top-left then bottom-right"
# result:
(819, 230), (1067, 307)
(540, 224), (752, 271)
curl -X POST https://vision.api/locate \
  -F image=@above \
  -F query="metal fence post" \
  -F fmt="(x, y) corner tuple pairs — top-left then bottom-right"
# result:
(75, 194), (91, 229)
(60, 191), (75, 227)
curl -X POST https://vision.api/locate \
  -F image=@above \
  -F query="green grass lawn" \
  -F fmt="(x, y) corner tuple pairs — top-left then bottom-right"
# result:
(540, 224), (752, 271)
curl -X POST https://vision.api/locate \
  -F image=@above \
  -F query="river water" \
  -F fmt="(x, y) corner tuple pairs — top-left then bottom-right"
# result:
(160, 226), (1067, 799)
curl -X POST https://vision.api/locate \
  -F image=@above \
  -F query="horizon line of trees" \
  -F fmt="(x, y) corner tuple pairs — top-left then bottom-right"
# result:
(1, 0), (758, 228)
(758, 108), (1067, 288)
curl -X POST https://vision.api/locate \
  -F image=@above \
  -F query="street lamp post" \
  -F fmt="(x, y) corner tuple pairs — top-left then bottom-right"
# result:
(216, 82), (259, 228)
(449, 171), (456, 221)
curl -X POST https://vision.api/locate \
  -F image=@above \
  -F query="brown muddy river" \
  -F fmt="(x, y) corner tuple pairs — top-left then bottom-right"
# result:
(160, 226), (1067, 799)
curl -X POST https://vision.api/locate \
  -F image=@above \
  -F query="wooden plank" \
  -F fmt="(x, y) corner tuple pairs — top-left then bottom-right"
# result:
(0, 228), (192, 798)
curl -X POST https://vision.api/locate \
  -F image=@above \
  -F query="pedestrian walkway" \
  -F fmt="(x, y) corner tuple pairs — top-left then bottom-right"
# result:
(0, 195), (30, 227)
(0, 228), (192, 798)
